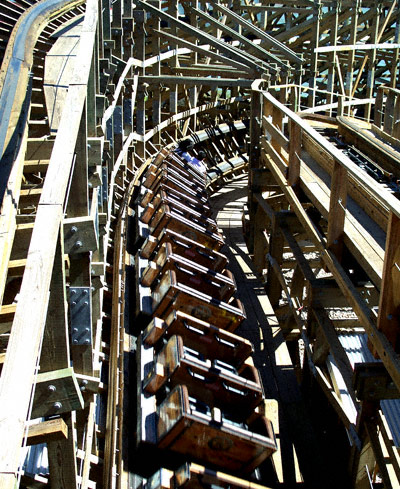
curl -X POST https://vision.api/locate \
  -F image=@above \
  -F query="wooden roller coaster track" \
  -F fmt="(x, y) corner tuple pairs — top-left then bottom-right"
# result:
(1, 1), (400, 489)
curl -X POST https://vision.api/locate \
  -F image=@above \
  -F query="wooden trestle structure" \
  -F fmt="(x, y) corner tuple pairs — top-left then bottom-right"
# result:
(2, 0), (400, 488)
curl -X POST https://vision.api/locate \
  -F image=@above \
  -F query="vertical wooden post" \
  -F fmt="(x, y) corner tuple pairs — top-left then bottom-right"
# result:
(253, 205), (269, 274)
(337, 94), (344, 116)
(308, 0), (321, 108)
(87, 53), (98, 137)
(102, 0), (111, 48)
(266, 217), (284, 308)
(392, 93), (400, 140)
(48, 413), (79, 489)
(150, 0), (161, 145)
(383, 89), (395, 135)
(365, 5), (380, 121)
(247, 88), (262, 253)
(67, 106), (89, 218)
(373, 86), (384, 128)
(289, 83), (298, 113)
(40, 232), (70, 372)
(40, 232), (78, 489)
(377, 212), (400, 350)
(345, 0), (360, 114)
(288, 119), (301, 187)
(111, 0), (122, 57)
(133, 10), (146, 160)
(271, 104), (283, 156)
(327, 160), (347, 260)
(390, 7), (400, 89)
(326, 0), (339, 115)
(169, 0), (179, 141)
(113, 101), (124, 164)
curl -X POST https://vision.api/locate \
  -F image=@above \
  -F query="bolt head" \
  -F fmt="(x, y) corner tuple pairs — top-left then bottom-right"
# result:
(48, 385), (56, 392)
(53, 402), (62, 410)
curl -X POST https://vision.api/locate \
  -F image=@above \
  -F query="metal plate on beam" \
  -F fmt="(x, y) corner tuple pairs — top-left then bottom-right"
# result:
(69, 286), (92, 346)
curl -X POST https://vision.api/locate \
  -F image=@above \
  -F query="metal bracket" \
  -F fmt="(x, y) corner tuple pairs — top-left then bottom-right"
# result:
(64, 216), (99, 254)
(69, 287), (92, 346)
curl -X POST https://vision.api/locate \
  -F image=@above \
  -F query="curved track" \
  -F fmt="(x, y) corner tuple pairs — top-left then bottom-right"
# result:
(1, 1), (400, 489)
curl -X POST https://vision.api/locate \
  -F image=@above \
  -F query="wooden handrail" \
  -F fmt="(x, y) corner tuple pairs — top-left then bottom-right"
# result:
(260, 90), (400, 220)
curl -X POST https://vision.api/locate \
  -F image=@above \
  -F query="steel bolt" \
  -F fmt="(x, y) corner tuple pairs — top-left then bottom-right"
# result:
(48, 385), (56, 392)
(53, 402), (62, 410)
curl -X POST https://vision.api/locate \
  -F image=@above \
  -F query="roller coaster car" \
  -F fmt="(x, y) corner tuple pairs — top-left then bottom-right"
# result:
(143, 163), (207, 198)
(156, 152), (207, 186)
(143, 335), (263, 417)
(156, 385), (276, 473)
(142, 170), (209, 206)
(141, 191), (218, 233)
(151, 270), (246, 332)
(141, 242), (236, 302)
(138, 183), (212, 217)
(140, 228), (228, 272)
(139, 203), (224, 253)
(142, 310), (252, 368)
(150, 155), (206, 187)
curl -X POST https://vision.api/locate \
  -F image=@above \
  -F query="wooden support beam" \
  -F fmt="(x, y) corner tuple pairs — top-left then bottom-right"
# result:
(312, 308), (359, 407)
(31, 367), (84, 419)
(47, 413), (79, 489)
(288, 119), (301, 187)
(265, 150), (400, 394)
(40, 231), (70, 372)
(247, 89), (263, 252)
(265, 219), (284, 308)
(365, 420), (394, 489)
(209, 0), (302, 65)
(137, 0), (265, 73)
(377, 212), (400, 350)
(27, 418), (68, 446)
(327, 160), (347, 259)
